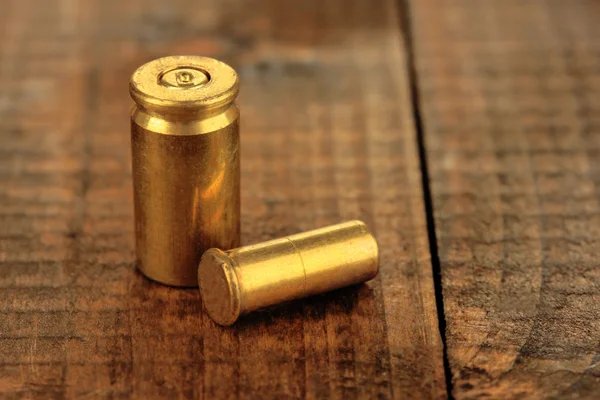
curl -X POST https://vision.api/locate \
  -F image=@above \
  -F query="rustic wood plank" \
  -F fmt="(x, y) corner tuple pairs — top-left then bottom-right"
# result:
(0, 0), (446, 398)
(409, 0), (600, 398)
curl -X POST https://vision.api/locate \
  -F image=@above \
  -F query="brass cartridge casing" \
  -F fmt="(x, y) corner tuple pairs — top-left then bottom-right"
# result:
(198, 220), (379, 326)
(130, 56), (240, 287)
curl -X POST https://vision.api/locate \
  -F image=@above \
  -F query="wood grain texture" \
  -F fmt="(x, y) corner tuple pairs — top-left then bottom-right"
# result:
(409, 0), (600, 398)
(0, 0), (446, 398)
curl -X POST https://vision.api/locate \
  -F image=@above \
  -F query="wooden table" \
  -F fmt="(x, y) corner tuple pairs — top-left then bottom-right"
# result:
(1, 0), (598, 398)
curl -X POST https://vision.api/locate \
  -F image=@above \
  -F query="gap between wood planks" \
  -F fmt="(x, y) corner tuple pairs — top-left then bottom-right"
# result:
(396, 0), (454, 398)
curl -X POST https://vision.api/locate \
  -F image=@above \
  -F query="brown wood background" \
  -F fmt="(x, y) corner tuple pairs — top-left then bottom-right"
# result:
(0, 0), (598, 399)
(411, 0), (600, 398)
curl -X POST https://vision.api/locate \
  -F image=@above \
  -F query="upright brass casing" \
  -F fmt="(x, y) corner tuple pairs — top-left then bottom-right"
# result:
(130, 56), (240, 287)
(198, 221), (379, 325)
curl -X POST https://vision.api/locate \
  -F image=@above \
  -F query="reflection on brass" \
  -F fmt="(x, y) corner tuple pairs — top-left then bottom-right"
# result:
(130, 56), (240, 287)
(198, 221), (379, 326)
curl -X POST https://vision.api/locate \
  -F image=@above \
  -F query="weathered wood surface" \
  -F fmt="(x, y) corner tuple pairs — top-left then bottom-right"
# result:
(410, 0), (600, 398)
(0, 0), (446, 398)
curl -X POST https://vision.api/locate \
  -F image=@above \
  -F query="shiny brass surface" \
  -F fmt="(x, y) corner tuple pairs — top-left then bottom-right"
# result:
(130, 56), (240, 287)
(198, 221), (379, 326)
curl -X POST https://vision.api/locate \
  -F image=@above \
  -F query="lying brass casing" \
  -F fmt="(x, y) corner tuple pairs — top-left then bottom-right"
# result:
(130, 56), (240, 287)
(198, 221), (379, 325)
